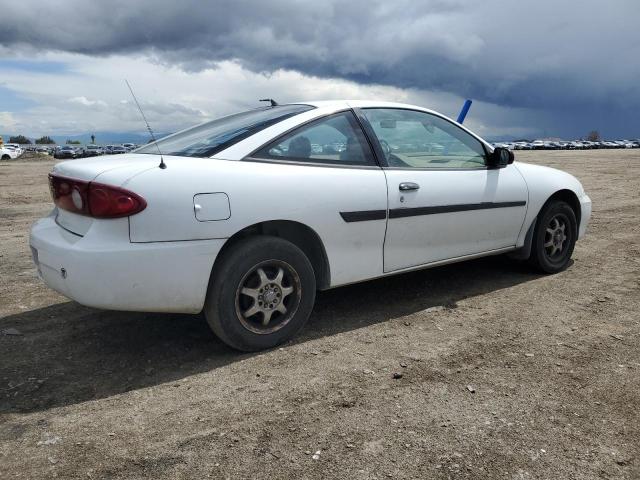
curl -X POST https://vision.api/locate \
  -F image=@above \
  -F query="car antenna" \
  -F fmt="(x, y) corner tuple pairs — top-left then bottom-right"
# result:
(259, 98), (278, 107)
(125, 79), (166, 169)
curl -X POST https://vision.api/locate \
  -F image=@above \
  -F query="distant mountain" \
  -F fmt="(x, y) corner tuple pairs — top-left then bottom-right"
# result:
(0, 131), (171, 145)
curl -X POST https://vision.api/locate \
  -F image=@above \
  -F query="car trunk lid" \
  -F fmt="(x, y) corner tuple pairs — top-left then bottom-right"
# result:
(52, 154), (160, 182)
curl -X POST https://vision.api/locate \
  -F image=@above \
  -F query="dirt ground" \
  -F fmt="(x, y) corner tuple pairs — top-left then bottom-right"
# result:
(0, 149), (639, 479)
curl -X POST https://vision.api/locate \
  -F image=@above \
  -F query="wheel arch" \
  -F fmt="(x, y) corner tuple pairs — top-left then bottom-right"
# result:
(511, 188), (581, 260)
(213, 220), (331, 290)
(544, 189), (581, 228)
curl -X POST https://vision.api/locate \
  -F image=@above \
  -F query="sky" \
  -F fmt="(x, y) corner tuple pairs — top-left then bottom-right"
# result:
(0, 0), (639, 140)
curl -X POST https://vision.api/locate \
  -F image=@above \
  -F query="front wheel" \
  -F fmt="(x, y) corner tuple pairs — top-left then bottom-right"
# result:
(204, 236), (316, 351)
(528, 200), (577, 273)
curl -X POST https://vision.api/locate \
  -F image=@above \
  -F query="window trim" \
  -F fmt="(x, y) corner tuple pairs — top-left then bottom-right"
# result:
(245, 109), (380, 168)
(356, 107), (491, 171)
(242, 157), (382, 170)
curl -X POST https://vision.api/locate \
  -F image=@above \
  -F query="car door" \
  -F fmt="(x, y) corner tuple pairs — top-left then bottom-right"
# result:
(245, 110), (389, 286)
(359, 108), (528, 272)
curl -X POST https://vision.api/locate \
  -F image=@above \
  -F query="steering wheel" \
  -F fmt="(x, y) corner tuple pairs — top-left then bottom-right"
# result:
(377, 139), (412, 168)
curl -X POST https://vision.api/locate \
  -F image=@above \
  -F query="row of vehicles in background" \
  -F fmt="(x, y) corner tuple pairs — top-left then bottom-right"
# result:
(492, 139), (640, 150)
(1, 143), (140, 159)
(49, 144), (139, 159)
(5, 137), (639, 161)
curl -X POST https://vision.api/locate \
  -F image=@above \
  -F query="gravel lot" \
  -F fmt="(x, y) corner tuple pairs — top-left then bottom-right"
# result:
(1, 150), (639, 479)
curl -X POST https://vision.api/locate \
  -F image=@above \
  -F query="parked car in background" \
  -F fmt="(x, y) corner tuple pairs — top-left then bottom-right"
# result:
(30, 100), (592, 351)
(54, 146), (79, 159)
(3, 145), (21, 156)
(110, 146), (127, 154)
(5, 144), (24, 155)
(1, 146), (20, 160)
(122, 143), (137, 151)
(84, 145), (104, 157)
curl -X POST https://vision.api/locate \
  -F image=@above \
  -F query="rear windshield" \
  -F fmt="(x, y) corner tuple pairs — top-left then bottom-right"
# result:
(135, 104), (314, 158)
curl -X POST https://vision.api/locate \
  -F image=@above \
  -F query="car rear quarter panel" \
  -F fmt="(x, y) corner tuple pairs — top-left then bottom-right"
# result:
(125, 158), (388, 287)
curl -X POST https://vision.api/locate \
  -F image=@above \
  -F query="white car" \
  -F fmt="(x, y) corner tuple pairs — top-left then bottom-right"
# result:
(5, 143), (24, 155)
(30, 100), (592, 351)
(1, 146), (20, 160)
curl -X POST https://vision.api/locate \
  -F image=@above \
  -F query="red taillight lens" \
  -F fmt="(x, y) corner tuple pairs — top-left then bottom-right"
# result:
(87, 183), (146, 218)
(49, 174), (146, 218)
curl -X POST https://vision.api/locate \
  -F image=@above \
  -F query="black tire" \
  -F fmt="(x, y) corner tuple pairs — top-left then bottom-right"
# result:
(1, 155), (10, 160)
(528, 200), (577, 273)
(204, 236), (316, 351)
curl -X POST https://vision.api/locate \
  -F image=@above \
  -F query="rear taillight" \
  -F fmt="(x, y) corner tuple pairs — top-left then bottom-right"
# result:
(48, 174), (146, 218)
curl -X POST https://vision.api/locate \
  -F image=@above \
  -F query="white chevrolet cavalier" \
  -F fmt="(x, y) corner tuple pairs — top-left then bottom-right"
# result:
(30, 101), (592, 350)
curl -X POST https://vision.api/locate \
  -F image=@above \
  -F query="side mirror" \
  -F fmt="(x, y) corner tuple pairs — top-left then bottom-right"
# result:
(487, 147), (514, 168)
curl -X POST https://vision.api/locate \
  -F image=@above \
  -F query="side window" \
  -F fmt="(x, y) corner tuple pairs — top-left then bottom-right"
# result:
(362, 108), (487, 169)
(253, 111), (375, 166)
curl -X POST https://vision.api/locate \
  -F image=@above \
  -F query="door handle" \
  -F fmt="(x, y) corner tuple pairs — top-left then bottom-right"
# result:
(399, 182), (420, 191)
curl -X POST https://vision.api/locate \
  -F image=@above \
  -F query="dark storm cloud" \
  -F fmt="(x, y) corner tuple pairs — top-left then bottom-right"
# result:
(2, 0), (639, 137)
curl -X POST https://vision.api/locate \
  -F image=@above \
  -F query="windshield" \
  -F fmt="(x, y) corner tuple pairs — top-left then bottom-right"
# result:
(135, 104), (314, 158)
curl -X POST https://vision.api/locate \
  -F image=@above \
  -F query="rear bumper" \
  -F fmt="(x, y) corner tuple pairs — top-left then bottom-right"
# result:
(30, 214), (225, 313)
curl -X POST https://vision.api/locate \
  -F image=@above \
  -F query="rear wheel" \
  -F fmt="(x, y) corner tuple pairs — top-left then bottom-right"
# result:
(204, 236), (316, 351)
(528, 200), (577, 273)
(1, 154), (10, 160)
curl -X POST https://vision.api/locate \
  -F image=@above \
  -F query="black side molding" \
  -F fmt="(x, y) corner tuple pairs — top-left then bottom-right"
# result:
(389, 201), (526, 219)
(340, 210), (387, 222)
(340, 201), (526, 223)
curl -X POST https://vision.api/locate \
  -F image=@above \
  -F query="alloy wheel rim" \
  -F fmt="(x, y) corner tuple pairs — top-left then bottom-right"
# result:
(235, 260), (301, 335)
(544, 214), (569, 259)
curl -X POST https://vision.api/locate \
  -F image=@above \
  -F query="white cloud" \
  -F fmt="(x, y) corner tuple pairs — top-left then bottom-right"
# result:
(68, 96), (108, 108)
(0, 111), (17, 131)
(1, 52), (540, 139)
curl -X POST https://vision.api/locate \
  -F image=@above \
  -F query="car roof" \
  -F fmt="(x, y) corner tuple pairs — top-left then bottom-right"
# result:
(300, 99), (440, 114)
